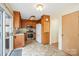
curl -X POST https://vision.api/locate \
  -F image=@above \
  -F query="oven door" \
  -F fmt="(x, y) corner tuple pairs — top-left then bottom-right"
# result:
(27, 33), (33, 40)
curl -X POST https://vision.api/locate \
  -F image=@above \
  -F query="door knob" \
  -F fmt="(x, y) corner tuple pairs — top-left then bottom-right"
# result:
(62, 34), (64, 36)
(78, 34), (79, 36)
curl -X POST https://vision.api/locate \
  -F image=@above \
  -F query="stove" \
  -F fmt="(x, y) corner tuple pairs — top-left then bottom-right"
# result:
(26, 31), (35, 40)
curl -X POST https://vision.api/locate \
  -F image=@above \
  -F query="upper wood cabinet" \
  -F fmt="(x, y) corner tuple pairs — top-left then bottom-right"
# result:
(41, 15), (50, 44)
(21, 20), (41, 28)
(13, 11), (21, 28)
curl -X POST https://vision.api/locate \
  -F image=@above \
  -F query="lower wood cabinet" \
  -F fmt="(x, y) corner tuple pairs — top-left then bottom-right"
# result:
(14, 34), (26, 49)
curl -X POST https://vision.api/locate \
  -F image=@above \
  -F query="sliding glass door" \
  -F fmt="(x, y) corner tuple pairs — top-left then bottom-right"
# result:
(5, 13), (10, 56)
(5, 13), (13, 56)
(0, 6), (13, 56)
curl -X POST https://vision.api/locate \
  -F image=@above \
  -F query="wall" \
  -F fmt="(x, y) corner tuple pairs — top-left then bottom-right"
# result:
(0, 3), (13, 16)
(50, 15), (63, 50)
(58, 16), (62, 50)
(4, 3), (13, 15)
(50, 16), (59, 45)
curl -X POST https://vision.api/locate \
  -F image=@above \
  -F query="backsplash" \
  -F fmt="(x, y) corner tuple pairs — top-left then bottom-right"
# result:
(16, 28), (27, 34)
(15, 28), (36, 34)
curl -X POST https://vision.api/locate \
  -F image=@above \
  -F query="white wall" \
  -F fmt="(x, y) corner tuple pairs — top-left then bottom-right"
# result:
(0, 3), (13, 16)
(50, 16), (59, 45)
(50, 15), (62, 50)
(58, 16), (62, 50)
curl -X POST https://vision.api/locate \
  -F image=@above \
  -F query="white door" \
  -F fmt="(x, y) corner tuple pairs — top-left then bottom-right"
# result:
(36, 24), (42, 43)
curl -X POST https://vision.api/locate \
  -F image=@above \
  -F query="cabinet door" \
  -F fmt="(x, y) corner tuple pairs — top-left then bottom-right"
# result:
(14, 35), (25, 48)
(44, 22), (49, 32)
(14, 36), (20, 48)
(14, 11), (21, 28)
(62, 12), (78, 55)
(41, 15), (50, 44)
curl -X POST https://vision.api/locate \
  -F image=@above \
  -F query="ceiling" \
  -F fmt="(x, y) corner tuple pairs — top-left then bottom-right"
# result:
(10, 3), (79, 19)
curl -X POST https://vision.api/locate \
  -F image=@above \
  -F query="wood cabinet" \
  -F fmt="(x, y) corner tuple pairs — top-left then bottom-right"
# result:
(13, 11), (21, 28)
(14, 34), (26, 48)
(41, 15), (50, 44)
(21, 20), (41, 28)
(62, 11), (79, 56)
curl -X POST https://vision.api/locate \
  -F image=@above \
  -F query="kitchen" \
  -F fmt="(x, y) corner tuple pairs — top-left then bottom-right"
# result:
(1, 3), (79, 56)
(13, 11), (50, 49)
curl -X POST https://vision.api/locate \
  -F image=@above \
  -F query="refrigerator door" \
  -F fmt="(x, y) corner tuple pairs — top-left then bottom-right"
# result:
(36, 24), (42, 43)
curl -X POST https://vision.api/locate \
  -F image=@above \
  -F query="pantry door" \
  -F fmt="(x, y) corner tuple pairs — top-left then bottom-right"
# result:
(62, 12), (78, 55)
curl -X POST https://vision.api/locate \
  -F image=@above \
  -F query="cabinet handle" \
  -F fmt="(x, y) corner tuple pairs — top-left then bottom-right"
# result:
(14, 36), (16, 38)
(78, 34), (79, 36)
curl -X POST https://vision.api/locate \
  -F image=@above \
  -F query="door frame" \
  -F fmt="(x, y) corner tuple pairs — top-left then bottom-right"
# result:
(2, 11), (6, 56)
(7, 14), (13, 56)
(0, 9), (3, 56)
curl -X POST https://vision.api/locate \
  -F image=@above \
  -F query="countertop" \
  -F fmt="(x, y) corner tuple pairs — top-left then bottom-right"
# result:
(14, 33), (24, 36)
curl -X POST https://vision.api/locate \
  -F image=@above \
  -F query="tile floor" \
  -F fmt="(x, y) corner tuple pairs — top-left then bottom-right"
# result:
(22, 40), (68, 56)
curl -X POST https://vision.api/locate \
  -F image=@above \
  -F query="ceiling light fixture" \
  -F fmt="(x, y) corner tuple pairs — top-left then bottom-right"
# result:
(36, 4), (44, 11)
